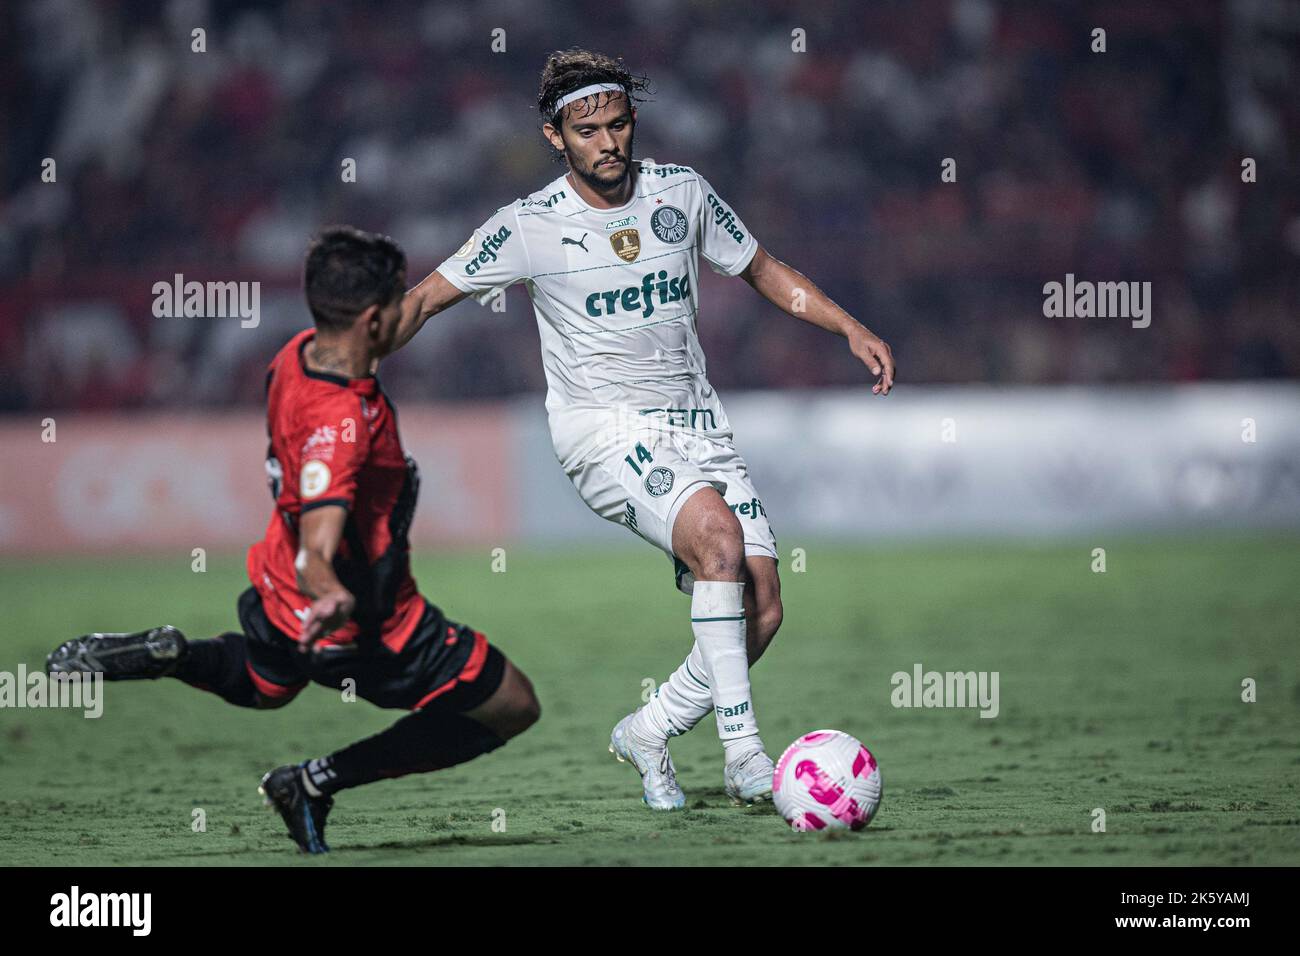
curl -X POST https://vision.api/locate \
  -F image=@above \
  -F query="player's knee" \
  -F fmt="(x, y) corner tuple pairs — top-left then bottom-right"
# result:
(253, 690), (297, 710)
(497, 702), (539, 741)
(518, 693), (541, 735)
(515, 672), (542, 732)
(690, 509), (744, 580)
(502, 671), (541, 739)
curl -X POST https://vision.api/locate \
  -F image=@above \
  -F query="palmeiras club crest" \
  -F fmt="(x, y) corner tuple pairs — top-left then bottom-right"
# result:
(644, 466), (675, 497)
(650, 205), (688, 244)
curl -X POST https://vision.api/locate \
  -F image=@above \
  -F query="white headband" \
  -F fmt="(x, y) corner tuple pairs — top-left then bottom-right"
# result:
(553, 82), (625, 113)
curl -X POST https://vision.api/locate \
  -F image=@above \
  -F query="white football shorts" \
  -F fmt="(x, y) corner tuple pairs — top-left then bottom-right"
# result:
(563, 415), (778, 593)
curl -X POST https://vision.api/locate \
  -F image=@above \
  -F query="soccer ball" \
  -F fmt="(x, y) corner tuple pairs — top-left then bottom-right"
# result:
(772, 730), (882, 832)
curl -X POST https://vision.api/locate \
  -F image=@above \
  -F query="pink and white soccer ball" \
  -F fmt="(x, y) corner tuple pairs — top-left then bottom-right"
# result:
(772, 730), (882, 831)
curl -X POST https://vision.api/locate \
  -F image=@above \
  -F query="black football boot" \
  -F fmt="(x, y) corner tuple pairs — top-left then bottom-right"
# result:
(258, 764), (333, 854)
(45, 626), (188, 680)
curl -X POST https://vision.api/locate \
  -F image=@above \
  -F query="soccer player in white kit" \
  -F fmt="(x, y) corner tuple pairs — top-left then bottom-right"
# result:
(392, 50), (895, 809)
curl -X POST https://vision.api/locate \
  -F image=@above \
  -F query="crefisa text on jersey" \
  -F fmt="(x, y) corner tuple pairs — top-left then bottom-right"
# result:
(462, 226), (512, 275)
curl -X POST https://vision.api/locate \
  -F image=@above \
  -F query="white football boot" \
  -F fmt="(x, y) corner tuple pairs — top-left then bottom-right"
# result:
(609, 713), (686, 810)
(724, 748), (775, 805)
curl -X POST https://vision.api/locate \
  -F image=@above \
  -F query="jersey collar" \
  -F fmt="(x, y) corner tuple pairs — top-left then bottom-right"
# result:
(297, 332), (378, 395)
(564, 165), (641, 214)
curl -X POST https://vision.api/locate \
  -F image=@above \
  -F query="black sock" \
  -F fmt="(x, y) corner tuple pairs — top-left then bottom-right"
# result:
(304, 709), (506, 796)
(173, 633), (259, 708)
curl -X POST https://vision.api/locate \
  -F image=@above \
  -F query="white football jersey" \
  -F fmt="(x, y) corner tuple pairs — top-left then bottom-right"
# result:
(435, 160), (758, 465)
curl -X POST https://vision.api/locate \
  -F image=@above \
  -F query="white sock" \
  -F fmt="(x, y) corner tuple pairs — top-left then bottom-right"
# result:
(689, 580), (763, 761)
(636, 642), (713, 740)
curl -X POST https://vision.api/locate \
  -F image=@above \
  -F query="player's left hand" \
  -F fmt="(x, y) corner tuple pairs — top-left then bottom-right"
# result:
(298, 589), (356, 652)
(848, 327), (895, 395)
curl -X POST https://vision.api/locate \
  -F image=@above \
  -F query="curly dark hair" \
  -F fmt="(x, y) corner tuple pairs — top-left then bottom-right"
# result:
(537, 48), (652, 126)
(303, 225), (406, 332)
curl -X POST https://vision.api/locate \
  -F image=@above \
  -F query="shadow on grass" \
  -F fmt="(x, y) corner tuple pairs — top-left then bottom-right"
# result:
(126, 831), (562, 865)
(339, 833), (563, 853)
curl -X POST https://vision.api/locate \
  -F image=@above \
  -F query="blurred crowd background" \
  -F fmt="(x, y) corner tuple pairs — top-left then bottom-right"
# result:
(2, 0), (1297, 412)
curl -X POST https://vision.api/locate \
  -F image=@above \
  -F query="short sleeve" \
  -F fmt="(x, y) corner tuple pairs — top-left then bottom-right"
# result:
(436, 206), (529, 305)
(296, 396), (371, 512)
(697, 174), (758, 277)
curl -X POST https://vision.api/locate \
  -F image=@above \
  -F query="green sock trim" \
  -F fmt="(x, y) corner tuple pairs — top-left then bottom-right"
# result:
(684, 660), (711, 688)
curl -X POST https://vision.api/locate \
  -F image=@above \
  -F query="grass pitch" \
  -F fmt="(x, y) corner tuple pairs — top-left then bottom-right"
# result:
(1, 535), (1297, 866)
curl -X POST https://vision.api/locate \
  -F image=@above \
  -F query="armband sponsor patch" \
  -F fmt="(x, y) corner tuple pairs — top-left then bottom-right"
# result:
(301, 460), (332, 499)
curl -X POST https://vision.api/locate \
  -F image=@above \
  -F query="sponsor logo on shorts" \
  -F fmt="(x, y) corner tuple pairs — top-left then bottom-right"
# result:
(650, 205), (688, 244)
(644, 466), (675, 497)
(640, 407), (717, 430)
(729, 496), (767, 519)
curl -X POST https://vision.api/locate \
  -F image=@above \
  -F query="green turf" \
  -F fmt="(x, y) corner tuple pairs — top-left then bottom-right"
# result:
(1, 535), (1297, 866)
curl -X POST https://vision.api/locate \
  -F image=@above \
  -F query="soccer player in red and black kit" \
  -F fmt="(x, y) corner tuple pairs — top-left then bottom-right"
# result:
(46, 226), (539, 854)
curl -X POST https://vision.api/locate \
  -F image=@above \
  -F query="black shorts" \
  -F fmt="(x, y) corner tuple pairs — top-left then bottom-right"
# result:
(235, 587), (506, 712)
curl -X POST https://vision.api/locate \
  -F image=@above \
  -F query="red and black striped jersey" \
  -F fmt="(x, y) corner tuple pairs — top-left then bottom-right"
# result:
(246, 329), (425, 652)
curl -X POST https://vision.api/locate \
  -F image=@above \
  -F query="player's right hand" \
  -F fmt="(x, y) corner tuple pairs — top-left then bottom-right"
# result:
(848, 326), (896, 396)
(299, 589), (356, 651)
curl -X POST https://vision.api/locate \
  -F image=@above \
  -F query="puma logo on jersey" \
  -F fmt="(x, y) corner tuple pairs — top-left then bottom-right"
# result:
(562, 233), (589, 252)
(584, 270), (692, 319)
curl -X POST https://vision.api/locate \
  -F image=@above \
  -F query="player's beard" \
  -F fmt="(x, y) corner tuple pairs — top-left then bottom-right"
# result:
(568, 135), (634, 195)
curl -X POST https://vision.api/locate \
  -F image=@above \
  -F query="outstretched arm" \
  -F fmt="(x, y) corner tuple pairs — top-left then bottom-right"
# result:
(739, 246), (895, 395)
(385, 269), (468, 356)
